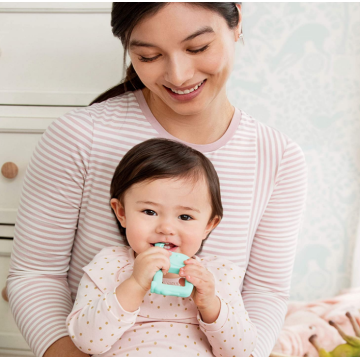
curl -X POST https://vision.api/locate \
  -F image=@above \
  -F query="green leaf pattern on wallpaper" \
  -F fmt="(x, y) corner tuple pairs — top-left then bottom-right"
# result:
(228, 3), (360, 301)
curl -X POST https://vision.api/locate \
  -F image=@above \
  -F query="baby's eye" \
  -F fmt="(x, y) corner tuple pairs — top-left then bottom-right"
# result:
(143, 209), (157, 216)
(179, 214), (192, 221)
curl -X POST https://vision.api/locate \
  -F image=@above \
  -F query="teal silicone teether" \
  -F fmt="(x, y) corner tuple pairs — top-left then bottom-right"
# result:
(150, 243), (194, 297)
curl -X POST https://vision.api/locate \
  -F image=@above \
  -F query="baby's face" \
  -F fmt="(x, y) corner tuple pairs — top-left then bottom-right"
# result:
(112, 177), (219, 257)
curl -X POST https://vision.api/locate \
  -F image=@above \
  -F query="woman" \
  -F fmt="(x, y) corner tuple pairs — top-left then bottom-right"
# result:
(7, 3), (307, 357)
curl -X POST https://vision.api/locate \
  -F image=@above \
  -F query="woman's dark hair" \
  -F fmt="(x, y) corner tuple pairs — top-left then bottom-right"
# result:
(110, 138), (223, 245)
(89, 2), (240, 106)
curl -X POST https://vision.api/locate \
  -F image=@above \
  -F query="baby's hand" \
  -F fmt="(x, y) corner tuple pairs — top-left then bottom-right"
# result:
(131, 246), (171, 293)
(179, 258), (219, 317)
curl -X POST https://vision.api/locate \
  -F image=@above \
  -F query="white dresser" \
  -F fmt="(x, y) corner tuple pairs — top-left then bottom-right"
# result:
(0, 3), (123, 356)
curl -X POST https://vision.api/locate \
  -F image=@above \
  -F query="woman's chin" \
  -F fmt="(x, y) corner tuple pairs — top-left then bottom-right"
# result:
(166, 99), (208, 117)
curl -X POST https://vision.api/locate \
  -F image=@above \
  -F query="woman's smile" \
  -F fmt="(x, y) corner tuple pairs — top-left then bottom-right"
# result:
(164, 79), (207, 102)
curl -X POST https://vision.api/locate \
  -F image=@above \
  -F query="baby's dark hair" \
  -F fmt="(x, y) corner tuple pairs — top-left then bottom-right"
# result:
(110, 138), (223, 245)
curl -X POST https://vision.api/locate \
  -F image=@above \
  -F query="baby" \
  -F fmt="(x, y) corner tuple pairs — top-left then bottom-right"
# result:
(66, 138), (257, 357)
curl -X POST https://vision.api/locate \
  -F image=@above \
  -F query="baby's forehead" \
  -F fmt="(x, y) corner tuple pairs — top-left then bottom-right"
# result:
(128, 176), (212, 203)
(134, 171), (208, 188)
(134, 175), (207, 191)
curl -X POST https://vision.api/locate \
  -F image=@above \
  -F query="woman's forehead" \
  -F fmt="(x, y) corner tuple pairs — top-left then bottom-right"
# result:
(130, 3), (228, 43)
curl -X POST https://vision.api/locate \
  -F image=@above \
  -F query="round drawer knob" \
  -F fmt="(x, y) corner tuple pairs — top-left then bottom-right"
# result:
(1, 162), (18, 179)
(1, 286), (8, 302)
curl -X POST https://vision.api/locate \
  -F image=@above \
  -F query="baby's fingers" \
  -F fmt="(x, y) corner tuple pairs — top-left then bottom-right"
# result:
(184, 267), (216, 294)
(180, 264), (213, 282)
(183, 258), (204, 266)
(181, 272), (205, 289)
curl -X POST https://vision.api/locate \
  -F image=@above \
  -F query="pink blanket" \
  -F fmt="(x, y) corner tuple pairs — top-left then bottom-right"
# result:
(271, 287), (360, 357)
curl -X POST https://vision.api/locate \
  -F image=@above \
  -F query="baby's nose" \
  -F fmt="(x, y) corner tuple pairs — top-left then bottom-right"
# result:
(155, 220), (175, 235)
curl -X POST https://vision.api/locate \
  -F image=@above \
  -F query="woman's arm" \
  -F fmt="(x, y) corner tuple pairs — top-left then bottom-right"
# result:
(43, 336), (90, 357)
(242, 138), (308, 357)
(7, 109), (94, 357)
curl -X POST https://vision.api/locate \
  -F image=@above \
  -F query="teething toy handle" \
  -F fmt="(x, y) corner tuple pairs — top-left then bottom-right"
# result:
(150, 243), (194, 297)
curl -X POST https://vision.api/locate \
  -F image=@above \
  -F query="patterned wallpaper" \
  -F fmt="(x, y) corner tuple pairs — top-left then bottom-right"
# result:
(228, 3), (360, 301)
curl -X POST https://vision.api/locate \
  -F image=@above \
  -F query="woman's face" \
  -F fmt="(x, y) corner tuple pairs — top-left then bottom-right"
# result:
(128, 3), (241, 116)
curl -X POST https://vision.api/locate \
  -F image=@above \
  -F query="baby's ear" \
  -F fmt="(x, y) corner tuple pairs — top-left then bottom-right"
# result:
(110, 198), (126, 227)
(204, 216), (221, 237)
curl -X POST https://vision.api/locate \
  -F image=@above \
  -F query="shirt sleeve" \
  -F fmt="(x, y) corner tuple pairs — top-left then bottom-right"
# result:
(66, 246), (139, 355)
(6, 108), (94, 357)
(67, 273), (139, 355)
(197, 258), (257, 357)
(242, 138), (308, 356)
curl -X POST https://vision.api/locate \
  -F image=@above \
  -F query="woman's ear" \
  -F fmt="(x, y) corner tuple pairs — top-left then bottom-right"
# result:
(235, 3), (242, 42)
(203, 216), (221, 238)
(110, 198), (126, 228)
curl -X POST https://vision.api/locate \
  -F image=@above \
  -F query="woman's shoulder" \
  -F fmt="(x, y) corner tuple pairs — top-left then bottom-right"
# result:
(238, 108), (306, 160)
(55, 90), (142, 128)
(85, 90), (143, 124)
(239, 108), (298, 144)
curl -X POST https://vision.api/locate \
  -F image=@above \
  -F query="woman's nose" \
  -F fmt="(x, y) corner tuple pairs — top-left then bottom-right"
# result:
(164, 54), (194, 87)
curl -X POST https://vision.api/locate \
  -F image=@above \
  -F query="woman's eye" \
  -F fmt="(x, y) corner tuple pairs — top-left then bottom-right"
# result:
(188, 44), (209, 54)
(179, 214), (192, 221)
(143, 209), (157, 216)
(138, 55), (161, 63)
(138, 45), (209, 63)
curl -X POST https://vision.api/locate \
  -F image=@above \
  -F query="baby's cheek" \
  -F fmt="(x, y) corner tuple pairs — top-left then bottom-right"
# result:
(126, 221), (149, 252)
(186, 230), (203, 247)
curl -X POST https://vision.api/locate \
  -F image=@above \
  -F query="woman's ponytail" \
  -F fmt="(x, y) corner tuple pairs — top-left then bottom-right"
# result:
(89, 63), (145, 106)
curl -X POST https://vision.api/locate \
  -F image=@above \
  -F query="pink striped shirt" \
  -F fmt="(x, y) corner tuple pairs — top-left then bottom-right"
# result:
(7, 89), (307, 357)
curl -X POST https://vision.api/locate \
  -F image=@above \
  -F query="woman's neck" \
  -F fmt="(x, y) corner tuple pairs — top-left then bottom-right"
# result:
(142, 87), (234, 145)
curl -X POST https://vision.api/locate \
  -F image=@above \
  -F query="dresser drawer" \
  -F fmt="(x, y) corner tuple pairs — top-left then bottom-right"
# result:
(0, 132), (44, 224)
(0, 3), (123, 106)
(0, 106), (81, 225)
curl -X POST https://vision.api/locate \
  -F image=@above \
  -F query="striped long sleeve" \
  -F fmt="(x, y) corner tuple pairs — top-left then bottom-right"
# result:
(242, 123), (308, 356)
(6, 90), (308, 357)
(7, 108), (94, 357)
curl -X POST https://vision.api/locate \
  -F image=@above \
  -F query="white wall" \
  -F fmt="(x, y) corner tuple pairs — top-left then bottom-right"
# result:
(229, 3), (360, 301)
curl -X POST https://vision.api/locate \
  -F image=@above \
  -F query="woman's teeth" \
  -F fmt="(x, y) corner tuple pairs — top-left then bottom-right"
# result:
(170, 80), (204, 95)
